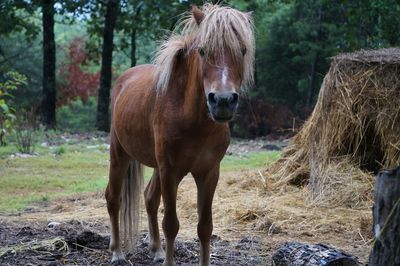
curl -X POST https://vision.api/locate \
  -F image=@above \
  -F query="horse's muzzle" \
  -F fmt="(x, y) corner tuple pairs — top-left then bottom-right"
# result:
(207, 92), (239, 122)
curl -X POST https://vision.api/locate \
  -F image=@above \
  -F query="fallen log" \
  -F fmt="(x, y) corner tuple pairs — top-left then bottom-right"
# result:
(369, 167), (400, 266)
(272, 242), (358, 266)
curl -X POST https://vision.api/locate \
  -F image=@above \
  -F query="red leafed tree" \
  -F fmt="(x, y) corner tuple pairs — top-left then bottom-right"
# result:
(58, 37), (100, 106)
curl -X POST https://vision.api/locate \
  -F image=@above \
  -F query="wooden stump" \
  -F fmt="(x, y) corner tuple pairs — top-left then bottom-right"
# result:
(272, 242), (358, 266)
(369, 167), (400, 266)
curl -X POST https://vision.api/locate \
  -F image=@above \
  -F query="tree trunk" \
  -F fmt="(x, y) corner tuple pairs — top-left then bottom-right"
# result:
(306, 6), (322, 108)
(254, 56), (258, 88)
(41, 0), (56, 129)
(96, 0), (119, 132)
(272, 242), (358, 266)
(130, 3), (143, 67)
(369, 167), (400, 266)
(130, 26), (136, 67)
(306, 53), (318, 108)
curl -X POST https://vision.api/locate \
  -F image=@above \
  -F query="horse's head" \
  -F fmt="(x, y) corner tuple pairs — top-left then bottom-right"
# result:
(192, 5), (254, 123)
(198, 44), (244, 123)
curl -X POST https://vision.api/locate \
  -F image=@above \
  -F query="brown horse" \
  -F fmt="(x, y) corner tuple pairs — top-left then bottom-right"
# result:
(105, 4), (254, 266)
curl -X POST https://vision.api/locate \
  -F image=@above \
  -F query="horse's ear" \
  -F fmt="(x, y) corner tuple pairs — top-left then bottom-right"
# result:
(192, 5), (204, 25)
(245, 11), (254, 23)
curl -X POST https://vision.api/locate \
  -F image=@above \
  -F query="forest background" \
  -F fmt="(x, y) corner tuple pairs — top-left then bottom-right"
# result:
(1, 0), (399, 140)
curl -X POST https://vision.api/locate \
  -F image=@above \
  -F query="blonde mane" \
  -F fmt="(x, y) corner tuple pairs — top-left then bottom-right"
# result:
(153, 3), (255, 92)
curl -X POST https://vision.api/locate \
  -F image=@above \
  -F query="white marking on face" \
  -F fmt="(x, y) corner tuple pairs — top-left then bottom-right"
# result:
(220, 54), (229, 87)
(221, 66), (228, 86)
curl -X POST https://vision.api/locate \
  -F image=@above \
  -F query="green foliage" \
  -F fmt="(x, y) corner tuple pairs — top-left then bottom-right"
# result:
(254, 0), (400, 110)
(0, 30), (43, 108)
(56, 97), (97, 132)
(85, 0), (204, 69)
(0, 71), (27, 146)
(41, 195), (49, 202)
(53, 146), (66, 156)
(2, 0), (400, 133)
(0, 2), (39, 40)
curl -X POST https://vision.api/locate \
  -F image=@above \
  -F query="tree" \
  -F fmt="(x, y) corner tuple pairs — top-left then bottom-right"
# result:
(96, 0), (119, 132)
(92, 0), (203, 131)
(254, 0), (400, 112)
(41, 0), (56, 129)
(1, 1), (85, 128)
(114, 0), (204, 67)
(58, 37), (100, 106)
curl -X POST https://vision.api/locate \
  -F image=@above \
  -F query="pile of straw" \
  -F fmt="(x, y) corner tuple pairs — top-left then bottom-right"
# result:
(266, 48), (400, 207)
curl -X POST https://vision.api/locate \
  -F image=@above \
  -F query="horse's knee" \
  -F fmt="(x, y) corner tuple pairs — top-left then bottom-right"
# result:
(162, 212), (179, 239)
(144, 182), (160, 211)
(144, 188), (153, 207)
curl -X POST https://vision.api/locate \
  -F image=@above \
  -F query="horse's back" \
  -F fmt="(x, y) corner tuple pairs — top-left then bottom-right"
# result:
(111, 64), (156, 109)
(111, 64), (158, 167)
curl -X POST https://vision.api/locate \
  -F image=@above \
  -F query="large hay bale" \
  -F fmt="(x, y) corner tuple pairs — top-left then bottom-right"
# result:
(266, 48), (400, 207)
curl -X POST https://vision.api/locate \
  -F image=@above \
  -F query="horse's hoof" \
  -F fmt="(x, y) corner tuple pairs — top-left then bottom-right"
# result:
(110, 259), (129, 266)
(110, 250), (127, 266)
(151, 249), (166, 263)
(162, 260), (176, 266)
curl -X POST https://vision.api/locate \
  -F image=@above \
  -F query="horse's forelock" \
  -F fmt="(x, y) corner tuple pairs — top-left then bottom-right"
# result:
(153, 4), (255, 92)
(197, 5), (255, 89)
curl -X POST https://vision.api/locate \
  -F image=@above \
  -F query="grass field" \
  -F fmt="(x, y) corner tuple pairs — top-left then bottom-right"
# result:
(0, 137), (279, 212)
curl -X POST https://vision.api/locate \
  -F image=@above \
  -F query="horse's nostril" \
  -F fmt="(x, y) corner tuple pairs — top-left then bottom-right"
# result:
(208, 92), (216, 104)
(231, 93), (239, 104)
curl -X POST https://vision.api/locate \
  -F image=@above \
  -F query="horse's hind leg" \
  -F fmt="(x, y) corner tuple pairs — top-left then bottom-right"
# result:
(105, 134), (130, 263)
(144, 169), (165, 262)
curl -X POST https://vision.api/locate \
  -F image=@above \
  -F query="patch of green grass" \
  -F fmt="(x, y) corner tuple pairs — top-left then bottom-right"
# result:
(0, 144), (17, 158)
(0, 143), (49, 159)
(221, 151), (280, 172)
(0, 150), (110, 212)
(0, 141), (280, 212)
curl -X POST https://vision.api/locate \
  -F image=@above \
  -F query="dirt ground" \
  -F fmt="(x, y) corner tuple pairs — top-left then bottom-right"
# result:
(0, 139), (373, 265)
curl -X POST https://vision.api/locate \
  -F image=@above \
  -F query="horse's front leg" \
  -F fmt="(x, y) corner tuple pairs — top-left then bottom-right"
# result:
(159, 164), (182, 266)
(193, 164), (220, 266)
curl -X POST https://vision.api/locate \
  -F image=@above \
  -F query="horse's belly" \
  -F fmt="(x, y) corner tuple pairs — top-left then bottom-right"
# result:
(128, 145), (157, 168)
(115, 124), (157, 168)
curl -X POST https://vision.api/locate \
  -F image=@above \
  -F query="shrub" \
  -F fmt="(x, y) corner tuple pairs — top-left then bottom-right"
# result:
(57, 97), (97, 132)
(0, 71), (27, 146)
(14, 109), (39, 154)
(53, 146), (66, 156)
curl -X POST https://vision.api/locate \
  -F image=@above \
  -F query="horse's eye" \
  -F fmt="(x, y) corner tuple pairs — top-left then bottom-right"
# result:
(198, 48), (205, 57)
(242, 47), (247, 55)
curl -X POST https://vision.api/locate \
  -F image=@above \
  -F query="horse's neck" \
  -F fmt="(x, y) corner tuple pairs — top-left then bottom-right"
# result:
(184, 56), (206, 121)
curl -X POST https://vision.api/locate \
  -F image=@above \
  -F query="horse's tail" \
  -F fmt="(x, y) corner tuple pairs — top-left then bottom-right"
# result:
(120, 160), (144, 250)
